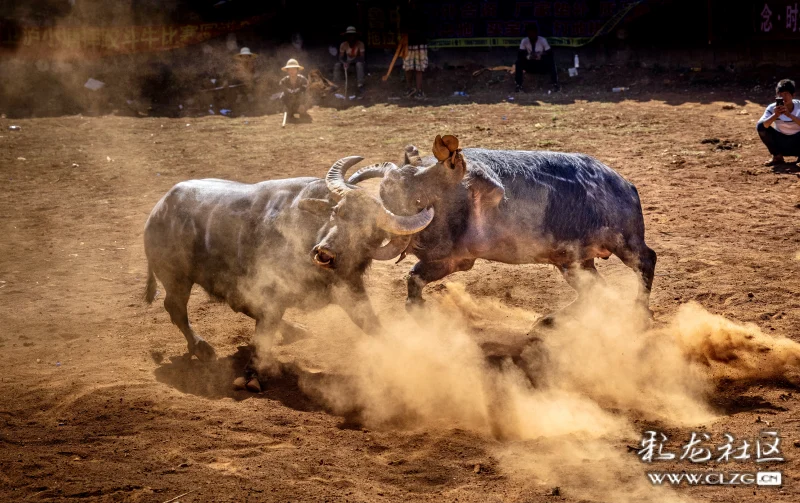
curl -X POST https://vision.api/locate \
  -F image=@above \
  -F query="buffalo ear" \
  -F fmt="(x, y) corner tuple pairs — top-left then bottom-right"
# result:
(432, 135), (450, 162)
(298, 198), (333, 217)
(441, 134), (459, 152)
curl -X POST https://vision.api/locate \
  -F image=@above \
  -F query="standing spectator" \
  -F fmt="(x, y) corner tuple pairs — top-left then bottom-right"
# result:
(334, 26), (366, 91)
(515, 24), (559, 92)
(279, 58), (309, 123)
(400, 0), (428, 98)
(757, 79), (800, 166)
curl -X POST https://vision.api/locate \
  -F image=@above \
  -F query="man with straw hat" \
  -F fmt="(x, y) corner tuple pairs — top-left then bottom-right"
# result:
(334, 26), (365, 91)
(279, 58), (309, 123)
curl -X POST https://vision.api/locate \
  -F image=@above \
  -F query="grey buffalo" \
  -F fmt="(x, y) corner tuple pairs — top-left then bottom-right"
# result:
(143, 156), (434, 391)
(349, 135), (657, 322)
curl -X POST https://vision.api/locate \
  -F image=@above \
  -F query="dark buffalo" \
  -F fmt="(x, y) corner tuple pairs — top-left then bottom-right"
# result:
(143, 157), (434, 391)
(349, 135), (657, 321)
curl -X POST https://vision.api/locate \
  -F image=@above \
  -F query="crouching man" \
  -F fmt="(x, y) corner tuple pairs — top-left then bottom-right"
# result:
(757, 78), (800, 166)
(279, 58), (310, 123)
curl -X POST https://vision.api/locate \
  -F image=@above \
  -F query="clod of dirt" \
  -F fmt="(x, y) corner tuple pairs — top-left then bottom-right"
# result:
(549, 487), (561, 496)
(473, 463), (481, 473)
(793, 440), (800, 448)
(722, 104), (736, 110)
(701, 138), (720, 144)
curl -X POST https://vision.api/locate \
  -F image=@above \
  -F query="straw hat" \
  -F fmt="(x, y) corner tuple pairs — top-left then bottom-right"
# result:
(281, 58), (304, 71)
(236, 47), (257, 58)
(341, 26), (358, 35)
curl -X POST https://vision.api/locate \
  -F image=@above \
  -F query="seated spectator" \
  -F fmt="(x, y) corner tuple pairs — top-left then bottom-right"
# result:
(333, 26), (365, 91)
(279, 59), (309, 122)
(757, 79), (800, 166)
(515, 24), (559, 92)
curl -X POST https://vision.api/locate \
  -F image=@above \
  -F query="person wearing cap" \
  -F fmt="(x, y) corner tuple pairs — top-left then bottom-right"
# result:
(757, 79), (800, 166)
(334, 26), (365, 90)
(279, 58), (310, 122)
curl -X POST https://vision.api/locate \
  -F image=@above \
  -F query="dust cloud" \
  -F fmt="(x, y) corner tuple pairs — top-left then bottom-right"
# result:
(296, 277), (800, 502)
(1, 6), (314, 118)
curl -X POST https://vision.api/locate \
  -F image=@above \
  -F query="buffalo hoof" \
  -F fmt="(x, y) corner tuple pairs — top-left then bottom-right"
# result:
(192, 339), (217, 362)
(405, 297), (426, 313)
(232, 376), (247, 390)
(245, 378), (262, 393)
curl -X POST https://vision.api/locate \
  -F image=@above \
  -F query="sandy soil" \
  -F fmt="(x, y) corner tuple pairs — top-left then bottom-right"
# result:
(1, 87), (799, 503)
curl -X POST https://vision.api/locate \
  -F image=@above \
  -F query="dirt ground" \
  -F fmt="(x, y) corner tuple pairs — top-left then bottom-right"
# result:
(1, 84), (799, 503)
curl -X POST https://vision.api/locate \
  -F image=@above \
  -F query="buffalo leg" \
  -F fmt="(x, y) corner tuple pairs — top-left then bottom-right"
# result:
(407, 258), (476, 307)
(239, 307), (286, 393)
(561, 259), (605, 292)
(336, 281), (382, 335)
(613, 242), (657, 314)
(537, 259), (603, 327)
(162, 280), (217, 362)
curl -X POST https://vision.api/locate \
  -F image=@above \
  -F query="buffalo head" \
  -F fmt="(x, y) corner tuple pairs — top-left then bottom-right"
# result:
(377, 134), (466, 215)
(301, 156), (435, 273)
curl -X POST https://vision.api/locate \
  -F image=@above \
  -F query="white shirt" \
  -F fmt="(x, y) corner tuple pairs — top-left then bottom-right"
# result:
(759, 99), (800, 135)
(520, 36), (550, 57)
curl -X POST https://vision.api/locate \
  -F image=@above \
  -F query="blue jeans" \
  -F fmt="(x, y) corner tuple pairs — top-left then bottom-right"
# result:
(757, 123), (800, 156)
(334, 60), (365, 87)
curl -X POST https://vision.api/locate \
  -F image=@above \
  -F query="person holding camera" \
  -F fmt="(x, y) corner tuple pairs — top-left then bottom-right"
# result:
(757, 79), (800, 166)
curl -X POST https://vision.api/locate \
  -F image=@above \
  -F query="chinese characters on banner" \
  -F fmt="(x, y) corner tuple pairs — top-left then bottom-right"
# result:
(638, 431), (785, 464)
(757, 2), (800, 37)
(364, 0), (635, 47)
(6, 14), (271, 59)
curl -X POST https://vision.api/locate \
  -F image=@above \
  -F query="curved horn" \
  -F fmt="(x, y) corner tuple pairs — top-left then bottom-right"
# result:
(377, 206), (435, 236)
(325, 156), (364, 199)
(347, 162), (398, 184)
(370, 236), (411, 261)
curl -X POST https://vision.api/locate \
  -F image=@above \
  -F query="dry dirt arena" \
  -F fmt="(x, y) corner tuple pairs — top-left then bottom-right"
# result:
(1, 91), (800, 503)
